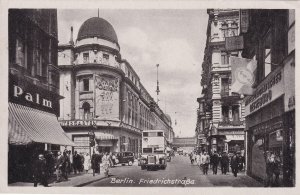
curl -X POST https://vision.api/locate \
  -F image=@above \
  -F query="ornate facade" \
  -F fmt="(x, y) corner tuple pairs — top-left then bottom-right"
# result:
(58, 17), (174, 155)
(196, 9), (245, 153)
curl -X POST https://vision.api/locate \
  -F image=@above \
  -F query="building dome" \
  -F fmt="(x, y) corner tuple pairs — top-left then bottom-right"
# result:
(77, 17), (118, 44)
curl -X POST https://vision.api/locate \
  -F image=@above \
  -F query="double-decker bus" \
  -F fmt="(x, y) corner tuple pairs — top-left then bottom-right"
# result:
(139, 130), (167, 170)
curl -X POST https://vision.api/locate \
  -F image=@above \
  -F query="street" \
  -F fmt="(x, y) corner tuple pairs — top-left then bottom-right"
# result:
(85, 155), (263, 187)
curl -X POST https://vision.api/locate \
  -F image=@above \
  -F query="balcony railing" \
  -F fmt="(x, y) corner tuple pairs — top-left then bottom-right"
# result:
(219, 119), (244, 126)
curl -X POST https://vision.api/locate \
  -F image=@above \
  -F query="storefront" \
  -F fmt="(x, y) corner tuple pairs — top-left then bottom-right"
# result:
(60, 120), (141, 155)
(245, 64), (294, 186)
(8, 76), (74, 183)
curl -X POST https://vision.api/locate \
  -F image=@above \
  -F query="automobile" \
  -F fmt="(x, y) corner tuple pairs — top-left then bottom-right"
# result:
(114, 152), (135, 166)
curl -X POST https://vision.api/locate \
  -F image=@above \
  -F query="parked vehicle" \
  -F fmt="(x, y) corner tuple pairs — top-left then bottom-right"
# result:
(114, 152), (135, 166)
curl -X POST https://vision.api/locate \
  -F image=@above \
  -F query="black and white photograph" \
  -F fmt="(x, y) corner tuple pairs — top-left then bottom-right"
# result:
(0, 0), (298, 194)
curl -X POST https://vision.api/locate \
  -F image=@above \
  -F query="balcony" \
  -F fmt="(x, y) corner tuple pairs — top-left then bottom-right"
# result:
(219, 119), (244, 127)
(197, 109), (205, 117)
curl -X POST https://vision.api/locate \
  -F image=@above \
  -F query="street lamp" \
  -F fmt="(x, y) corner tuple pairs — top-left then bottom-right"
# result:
(156, 64), (160, 104)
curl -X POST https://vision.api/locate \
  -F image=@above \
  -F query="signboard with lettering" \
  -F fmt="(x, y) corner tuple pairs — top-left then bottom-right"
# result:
(9, 75), (59, 114)
(60, 120), (97, 127)
(244, 67), (284, 116)
(95, 75), (120, 120)
(240, 10), (249, 33)
(284, 56), (295, 112)
(225, 36), (244, 51)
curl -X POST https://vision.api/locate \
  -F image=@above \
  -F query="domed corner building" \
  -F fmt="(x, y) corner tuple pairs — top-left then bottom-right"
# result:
(58, 16), (174, 156)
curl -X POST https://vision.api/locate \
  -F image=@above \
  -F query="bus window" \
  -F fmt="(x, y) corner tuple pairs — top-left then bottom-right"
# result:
(143, 132), (149, 137)
(157, 132), (163, 137)
(143, 148), (153, 153)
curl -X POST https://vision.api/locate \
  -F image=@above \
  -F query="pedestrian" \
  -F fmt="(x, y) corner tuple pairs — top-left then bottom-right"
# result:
(62, 150), (70, 180)
(264, 151), (275, 187)
(200, 152), (210, 175)
(112, 153), (117, 166)
(230, 152), (239, 177)
(190, 152), (195, 164)
(220, 152), (229, 174)
(73, 151), (80, 174)
(33, 154), (48, 187)
(55, 151), (64, 183)
(83, 153), (91, 174)
(102, 152), (110, 177)
(196, 152), (200, 166)
(273, 152), (281, 187)
(108, 152), (114, 167)
(68, 150), (73, 174)
(91, 151), (101, 176)
(211, 151), (219, 175)
(44, 151), (55, 178)
(238, 153), (244, 171)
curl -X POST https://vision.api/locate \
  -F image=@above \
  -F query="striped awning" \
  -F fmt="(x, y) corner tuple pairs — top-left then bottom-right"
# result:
(9, 103), (75, 146)
(96, 135), (118, 140)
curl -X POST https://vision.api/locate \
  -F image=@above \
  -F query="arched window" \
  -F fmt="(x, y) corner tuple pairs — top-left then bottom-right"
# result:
(82, 102), (91, 120)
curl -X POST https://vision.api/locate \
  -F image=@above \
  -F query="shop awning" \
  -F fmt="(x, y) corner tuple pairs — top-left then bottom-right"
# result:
(96, 135), (118, 140)
(9, 103), (75, 146)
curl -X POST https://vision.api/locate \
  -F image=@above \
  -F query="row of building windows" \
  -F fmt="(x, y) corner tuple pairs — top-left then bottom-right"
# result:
(82, 52), (110, 64)
(11, 23), (57, 78)
(220, 21), (239, 38)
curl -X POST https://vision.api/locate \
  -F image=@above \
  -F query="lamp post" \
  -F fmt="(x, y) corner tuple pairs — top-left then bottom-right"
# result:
(156, 64), (160, 104)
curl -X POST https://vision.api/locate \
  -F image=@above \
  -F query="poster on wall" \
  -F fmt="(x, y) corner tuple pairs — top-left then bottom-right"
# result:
(95, 75), (119, 120)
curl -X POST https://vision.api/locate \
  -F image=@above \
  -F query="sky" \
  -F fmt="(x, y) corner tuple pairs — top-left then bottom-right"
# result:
(57, 9), (208, 137)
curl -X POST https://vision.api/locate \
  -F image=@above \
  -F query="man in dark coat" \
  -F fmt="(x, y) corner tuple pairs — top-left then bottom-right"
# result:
(211, 151), (219, 175)
(73, 151), (81, 174)
(33, 154), (48, 187)
(220, 152), (229, 174)
(91, 151), (101, 176)
(231, 152), (240, 177)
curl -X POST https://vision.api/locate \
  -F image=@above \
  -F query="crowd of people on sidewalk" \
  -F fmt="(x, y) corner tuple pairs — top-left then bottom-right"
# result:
(189, 150), (245, 177)
(32, 149), (118, 187)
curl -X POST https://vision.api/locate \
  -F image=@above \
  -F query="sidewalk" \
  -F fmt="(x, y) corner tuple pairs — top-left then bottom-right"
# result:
(8, 169), (107, 187)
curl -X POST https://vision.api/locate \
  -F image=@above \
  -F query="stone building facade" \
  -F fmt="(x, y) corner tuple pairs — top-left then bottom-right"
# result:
(58, 17), (174, 156)
(196, 9), (245, 154)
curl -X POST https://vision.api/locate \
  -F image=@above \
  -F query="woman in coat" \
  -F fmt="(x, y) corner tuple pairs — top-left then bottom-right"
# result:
(83, 153), (90, 174)
(102, 152), (110, 177)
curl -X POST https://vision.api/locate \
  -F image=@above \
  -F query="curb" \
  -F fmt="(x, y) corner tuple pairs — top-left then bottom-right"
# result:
(75, 176), (108, 187)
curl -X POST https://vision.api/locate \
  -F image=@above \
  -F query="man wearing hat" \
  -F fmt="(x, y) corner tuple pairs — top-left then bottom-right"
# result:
(33, 154), (48, 187)
(230, 152), (240, 177)
(220, 152), (229, 174)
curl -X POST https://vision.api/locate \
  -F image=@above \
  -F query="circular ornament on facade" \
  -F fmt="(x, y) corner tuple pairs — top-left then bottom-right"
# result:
(235, 67), (254, 85)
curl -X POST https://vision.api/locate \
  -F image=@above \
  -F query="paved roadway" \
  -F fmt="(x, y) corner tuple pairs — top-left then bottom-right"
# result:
(85, 155), (263, 187)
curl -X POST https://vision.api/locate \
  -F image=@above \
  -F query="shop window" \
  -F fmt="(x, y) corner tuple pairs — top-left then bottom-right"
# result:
(264, 32), (272, 77)
(222, 106), (229, 122)
(83, 52), (89, 63)
(83, 78), (89, 91)
(221, 53), (229, 65)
